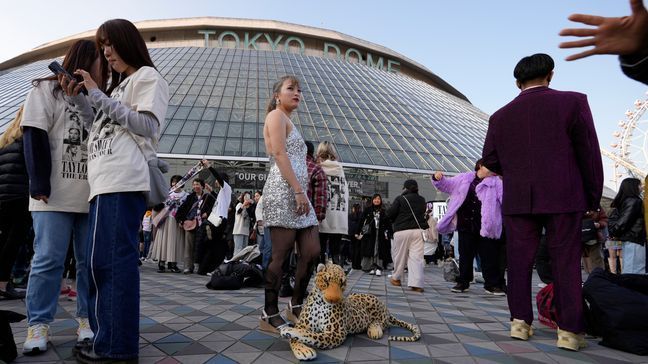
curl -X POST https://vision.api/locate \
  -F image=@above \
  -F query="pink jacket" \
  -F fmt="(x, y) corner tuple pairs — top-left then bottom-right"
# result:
(431, 172), (503, 239)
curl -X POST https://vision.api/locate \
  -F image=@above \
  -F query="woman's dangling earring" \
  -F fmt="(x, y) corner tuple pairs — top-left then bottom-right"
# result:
(276, 99), (280, 105)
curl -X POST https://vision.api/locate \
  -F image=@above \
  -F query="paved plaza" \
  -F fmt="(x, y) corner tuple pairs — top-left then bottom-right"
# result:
(4, 263), (647, 364)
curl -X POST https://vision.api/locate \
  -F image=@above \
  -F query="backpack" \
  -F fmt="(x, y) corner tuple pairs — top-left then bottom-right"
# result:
(0, 310), (26, 363)
(442, 258), (459, 282)
(583, 268), (648, 355)
(536, 283), (558, 329)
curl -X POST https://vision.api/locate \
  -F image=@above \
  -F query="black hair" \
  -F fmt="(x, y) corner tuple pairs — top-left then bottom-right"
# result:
(170, 174), (182, 186)
(611, 178), (642, 208)
(193, 178), (205, 188)
(96, 19), (156, 94)
(474, 158), (484, 172)
(305, 140), (315, 158)
(513, 53), (554, 83)
(255, 190), (263, 196)
(371, 193), (383, 209)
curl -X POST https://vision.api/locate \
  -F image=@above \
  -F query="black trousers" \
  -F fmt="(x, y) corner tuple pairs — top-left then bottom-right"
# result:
(319, 233), (342, 265)
(457, 230), (503, 289)
(0, 198), (31, 282)
(350, 236), (362, 269)
(535, 234), (553, 284)
(197, 219), (228, 275)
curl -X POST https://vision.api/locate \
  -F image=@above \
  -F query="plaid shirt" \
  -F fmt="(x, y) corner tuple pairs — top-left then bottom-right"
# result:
(307, 155), (327, 222)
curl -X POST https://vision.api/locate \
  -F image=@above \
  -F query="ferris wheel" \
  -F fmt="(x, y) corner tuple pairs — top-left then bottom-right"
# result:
(603, 91), (648, 188)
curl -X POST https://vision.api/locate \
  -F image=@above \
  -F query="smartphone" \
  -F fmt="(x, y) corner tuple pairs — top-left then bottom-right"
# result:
(48, 61), (87, 95)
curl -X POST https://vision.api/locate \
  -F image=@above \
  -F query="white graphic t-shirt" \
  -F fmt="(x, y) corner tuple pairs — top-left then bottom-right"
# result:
(21, 80), (90, 213)
(87, 66), (168, 200)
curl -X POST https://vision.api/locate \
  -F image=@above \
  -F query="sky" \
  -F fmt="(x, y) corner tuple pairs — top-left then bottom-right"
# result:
(1, 0), (646, 189)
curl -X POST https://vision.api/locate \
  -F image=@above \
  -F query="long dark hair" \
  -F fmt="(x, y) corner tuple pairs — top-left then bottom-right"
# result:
(32, 39), (103, 96)
(371, 193), (384, 211)
(611, 178), (642, 208)
(265, 75), (299, 115)
(96, 19), (155, 94)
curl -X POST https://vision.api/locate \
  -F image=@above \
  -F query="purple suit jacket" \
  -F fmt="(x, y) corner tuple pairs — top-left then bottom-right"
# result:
(482, 86), (603, 215)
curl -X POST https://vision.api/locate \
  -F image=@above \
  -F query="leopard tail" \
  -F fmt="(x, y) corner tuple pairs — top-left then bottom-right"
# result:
(387, 316), (421, 342)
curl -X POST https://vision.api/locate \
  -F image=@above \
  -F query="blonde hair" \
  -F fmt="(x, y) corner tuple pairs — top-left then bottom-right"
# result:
(265, 75), (300, 115)
(0, 106), (24, 149)
(316, 141), (338, 162)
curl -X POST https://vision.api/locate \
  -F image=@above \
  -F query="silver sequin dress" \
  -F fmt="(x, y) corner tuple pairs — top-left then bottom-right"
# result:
(263, 126), (318, 229)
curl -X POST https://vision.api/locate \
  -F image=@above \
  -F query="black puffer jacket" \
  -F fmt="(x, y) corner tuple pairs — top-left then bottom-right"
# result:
(609, 197), (646, 245)
(0, 138), (28, 203)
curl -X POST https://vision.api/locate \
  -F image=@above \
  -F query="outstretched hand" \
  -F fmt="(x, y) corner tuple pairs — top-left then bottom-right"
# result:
(559, 0), (648, 61)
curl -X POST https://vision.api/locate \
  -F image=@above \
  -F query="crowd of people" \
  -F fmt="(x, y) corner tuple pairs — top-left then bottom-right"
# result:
(1, 1), (648, 361)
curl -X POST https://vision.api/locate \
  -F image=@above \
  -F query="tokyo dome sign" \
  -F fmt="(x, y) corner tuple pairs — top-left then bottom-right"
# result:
(198, 30), (401, 73)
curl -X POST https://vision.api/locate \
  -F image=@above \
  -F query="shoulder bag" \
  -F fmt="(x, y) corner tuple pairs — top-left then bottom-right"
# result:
(401, 195), (433, 245)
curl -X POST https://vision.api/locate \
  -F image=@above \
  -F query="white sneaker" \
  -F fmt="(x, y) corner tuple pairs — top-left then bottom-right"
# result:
(77, 317), (94, 342)
(375, 269), (382, 276)
(538, 283), (547, 288)
(23, 323), (49, 354)
(369, 270), (375, 275)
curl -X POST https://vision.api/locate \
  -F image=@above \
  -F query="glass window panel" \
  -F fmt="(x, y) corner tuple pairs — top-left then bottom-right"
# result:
(207, 137), (225, 155)
(258, 140), (266, 157)
(241, 139), (256, 157)
(180, 120), (199, 136)
(211, 121), (228, 137)
(224, 138), (241, 155)
(244, 109), (258, 122)
(381, 149), (403, 168)
(227, 122), (243, 138)
(173, 106), (191, 119)
(243, 123), (256, 138)
(158, 135), (176, 153)
(196, 121), (213, 136)
(187, 107), (205, 120)
(220, 96), (234, 108)
(189, 137), (208, 155)
(180, 95), (197, 106)
(171, 136), (192, 154)
(230, 109), (244, 122)
(336, 144), (356, 163)
(164, 119), (184, 135)
(203, 107), (218, 121)
(351, 146), (372, 164)
(216, 108), (231, 121)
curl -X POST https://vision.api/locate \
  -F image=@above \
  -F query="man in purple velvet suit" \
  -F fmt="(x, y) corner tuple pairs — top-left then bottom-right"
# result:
(482, 53), (603, 351)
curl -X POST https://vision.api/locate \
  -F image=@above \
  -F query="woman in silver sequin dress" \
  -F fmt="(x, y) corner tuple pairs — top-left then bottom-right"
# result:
(260, 76), (320, 333)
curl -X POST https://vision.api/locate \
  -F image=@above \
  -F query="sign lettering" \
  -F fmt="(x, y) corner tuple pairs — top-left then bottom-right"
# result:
(197, 30), (400, 73)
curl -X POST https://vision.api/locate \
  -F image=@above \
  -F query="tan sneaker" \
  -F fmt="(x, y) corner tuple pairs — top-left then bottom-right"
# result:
(76, 317), (94, 342)
(557, 328), (587, 351)
(510, 319), (534, 341)
(23, 324), (50, 355)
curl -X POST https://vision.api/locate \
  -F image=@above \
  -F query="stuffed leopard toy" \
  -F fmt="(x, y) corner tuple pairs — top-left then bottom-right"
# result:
(279, 262), (421, 361)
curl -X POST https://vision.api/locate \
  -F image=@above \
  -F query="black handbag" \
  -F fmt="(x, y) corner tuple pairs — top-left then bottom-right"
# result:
(581, 218), (598, 243)
(361, 221), (371, 236)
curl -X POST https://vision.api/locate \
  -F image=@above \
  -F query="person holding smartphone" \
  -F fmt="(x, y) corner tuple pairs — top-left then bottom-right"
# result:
(62, 19), (169, 362)
(20, 40), (104, 356)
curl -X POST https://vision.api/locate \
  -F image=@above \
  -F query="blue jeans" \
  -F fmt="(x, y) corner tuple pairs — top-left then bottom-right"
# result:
(258, 227), (272, 270)
(26, 211), (89, 324)
(141, 231), (152, 258)
(87, 192), (145, 359)
(622, 241), (646, 274)
(233, 234), (248, 255)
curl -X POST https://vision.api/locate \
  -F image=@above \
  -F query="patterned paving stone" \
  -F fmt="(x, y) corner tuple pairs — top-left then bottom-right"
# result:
(4, 263), (644, 363)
